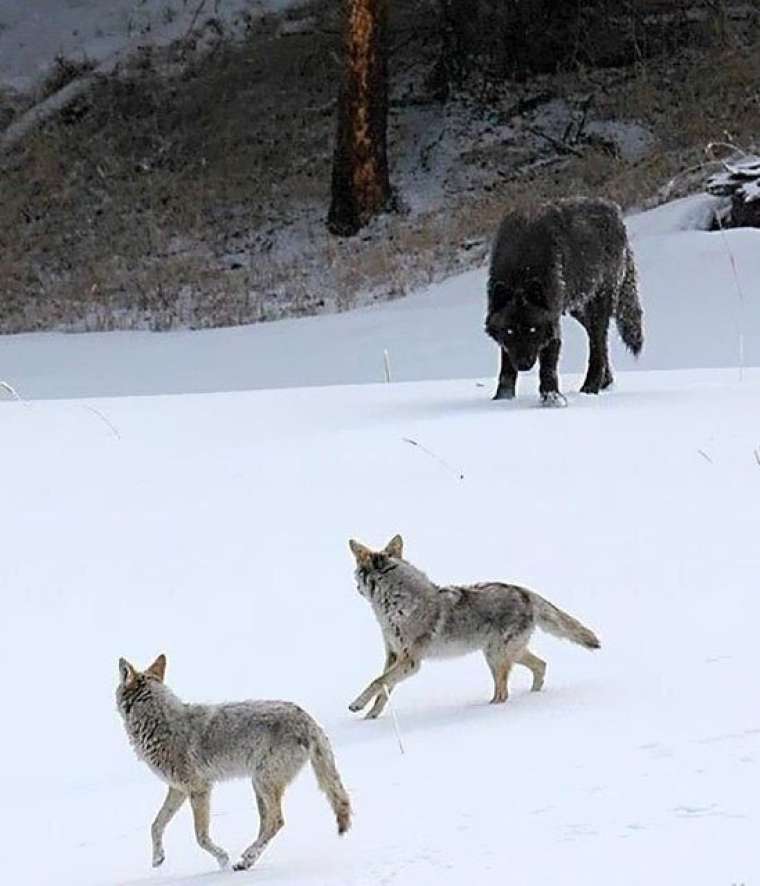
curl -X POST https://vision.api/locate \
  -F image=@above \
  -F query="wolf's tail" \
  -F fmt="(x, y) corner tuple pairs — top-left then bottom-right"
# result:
(309, 722), (352, 835)
(530, 592), (601, 650)
(615, 246), (643, 356)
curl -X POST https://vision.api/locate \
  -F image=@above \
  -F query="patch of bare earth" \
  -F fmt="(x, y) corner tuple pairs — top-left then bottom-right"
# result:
(0, 1), (758, 332)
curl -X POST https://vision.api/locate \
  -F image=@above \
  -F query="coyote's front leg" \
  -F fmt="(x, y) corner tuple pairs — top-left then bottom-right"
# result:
(151, 786), (186, 867)
(364, 645), (398, 720)
(349, 652), (420, 716)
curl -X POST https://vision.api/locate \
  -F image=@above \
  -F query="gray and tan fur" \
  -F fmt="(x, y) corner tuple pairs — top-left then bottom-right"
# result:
(348, 536), (600, 719)
(485, 196), (643, 405)
(116, 655), (351, 873)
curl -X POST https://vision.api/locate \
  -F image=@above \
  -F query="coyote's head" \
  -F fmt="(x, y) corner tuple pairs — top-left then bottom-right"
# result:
(116, 653), (167, 715)
(348, 535), (404, 599)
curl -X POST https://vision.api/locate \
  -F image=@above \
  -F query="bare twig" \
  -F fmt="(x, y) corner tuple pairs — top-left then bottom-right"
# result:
(697, 448), (713, 463)
(403, 437), (464, 480)
(0, 381), (29, 406)
(81, 405), (121, 439)
(183, 0), (209, 42)
(383, 349), (392, 383)
(712, 209), (747, 382)
(382, 684), (405, 756)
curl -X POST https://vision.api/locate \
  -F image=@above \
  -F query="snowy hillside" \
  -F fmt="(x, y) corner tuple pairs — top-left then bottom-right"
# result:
(2, 194), (759, 401)
(0, 0), (301, 93)
(1, 367), (758, 886)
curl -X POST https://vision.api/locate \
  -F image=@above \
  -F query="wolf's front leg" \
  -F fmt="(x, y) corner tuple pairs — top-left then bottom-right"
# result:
(190, 789), (229, 870)
(151, 786), (186, 867)
(539, 338), (567, 407)
(493, 349), (517, 400)
(349, 654), (420, 715)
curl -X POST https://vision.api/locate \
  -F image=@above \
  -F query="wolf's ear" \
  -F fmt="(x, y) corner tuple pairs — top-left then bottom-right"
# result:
(349, 539), (373, 567)
(119, 657), (137, 686)
(145, 654), (167, 682)
(384, 534), (403, 559)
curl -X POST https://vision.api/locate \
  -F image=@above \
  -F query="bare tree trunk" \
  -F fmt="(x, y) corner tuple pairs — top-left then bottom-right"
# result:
(327, 0), (392, 237)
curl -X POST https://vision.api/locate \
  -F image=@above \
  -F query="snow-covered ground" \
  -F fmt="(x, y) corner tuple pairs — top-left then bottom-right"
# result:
(1, 366), (758, 886)
(2, 194), (758, 401)
(0, 0), (301, 93)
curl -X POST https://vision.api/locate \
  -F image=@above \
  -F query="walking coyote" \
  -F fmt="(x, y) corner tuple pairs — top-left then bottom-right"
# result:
(116, 654), (351, 872)
(485, 196), (643, 405)
(348, 536), (600, 718)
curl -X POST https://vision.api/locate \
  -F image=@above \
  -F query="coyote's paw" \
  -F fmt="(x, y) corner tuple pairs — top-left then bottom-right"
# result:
(216, 852), (230, 871)
(151, 849), (165, 868)
(540, 391), (567, 408)
(349, 690), (373, 712)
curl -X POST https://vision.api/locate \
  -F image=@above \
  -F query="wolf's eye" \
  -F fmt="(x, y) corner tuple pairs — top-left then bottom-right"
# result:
(529, 326), (537, 333)
(505, 328), (513, 335)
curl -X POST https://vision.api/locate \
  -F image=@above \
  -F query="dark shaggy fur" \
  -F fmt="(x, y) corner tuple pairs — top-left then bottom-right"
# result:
(485, 197), (643, 405)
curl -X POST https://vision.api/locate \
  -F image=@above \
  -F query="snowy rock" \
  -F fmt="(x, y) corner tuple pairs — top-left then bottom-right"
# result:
(706, 155), (760, 229)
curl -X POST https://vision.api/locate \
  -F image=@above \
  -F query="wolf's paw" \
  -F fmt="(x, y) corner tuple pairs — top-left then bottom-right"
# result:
(348, 698), (366, 713)
(233, 859), (250, 872)
(540, 391), (567, 408)
(492, 387), (515, 401)
(151, 850), (165, 868)
(580, 378), (603, 394)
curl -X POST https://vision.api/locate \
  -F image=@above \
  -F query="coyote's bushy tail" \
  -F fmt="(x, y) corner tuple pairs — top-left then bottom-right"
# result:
(309, 723), (352, 835)
(530, 593), (601, 650)
(615, 246), (643, 356)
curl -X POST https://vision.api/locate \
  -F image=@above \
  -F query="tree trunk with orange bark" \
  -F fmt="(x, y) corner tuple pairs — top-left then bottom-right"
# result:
(327, 0), (392, 236)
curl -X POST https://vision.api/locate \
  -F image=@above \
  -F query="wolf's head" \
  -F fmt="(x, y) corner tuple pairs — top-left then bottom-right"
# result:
(486, 280), (559, 371)
(348, 535), (404, 600)
(486, 258), (563, 374)
(116, 654), (167, 716)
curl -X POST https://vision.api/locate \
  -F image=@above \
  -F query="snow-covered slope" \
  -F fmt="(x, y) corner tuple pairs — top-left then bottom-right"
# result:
(0, 0), (302, 93)
(1, 368), (758, 886)
(2, 195), (758, 401)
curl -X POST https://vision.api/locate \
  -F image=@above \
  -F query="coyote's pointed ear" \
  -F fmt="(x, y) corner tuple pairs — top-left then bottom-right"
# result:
(145, 654), (167, 682)
(119, 657), (137, 686)
(384, 534), (403, 559)
(349, 539), (373, 567)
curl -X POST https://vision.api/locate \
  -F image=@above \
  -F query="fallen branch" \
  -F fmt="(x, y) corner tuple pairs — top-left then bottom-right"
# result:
(524, 125), (584, 158)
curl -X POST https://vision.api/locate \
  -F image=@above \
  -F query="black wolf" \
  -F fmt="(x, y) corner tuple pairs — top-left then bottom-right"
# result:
(485, 197), (643, 405)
